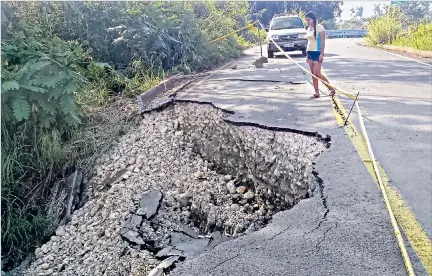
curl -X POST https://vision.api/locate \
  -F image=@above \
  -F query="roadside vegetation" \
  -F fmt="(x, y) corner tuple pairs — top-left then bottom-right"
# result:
(365, 2), (432, 51)
(392, 23), (432, 51)
(0, 1), (343, 271)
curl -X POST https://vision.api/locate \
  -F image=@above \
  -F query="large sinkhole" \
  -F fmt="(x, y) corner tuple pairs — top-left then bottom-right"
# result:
(118, 102), (328, 269)
(25, 101), (329, 276)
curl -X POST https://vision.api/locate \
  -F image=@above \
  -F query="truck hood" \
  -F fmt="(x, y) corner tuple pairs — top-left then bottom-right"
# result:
(268, 28), (306, 37)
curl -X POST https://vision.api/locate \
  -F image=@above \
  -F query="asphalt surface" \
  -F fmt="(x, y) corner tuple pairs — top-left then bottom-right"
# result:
(172, 39), (431, 276)
(322, 39), (432, 237)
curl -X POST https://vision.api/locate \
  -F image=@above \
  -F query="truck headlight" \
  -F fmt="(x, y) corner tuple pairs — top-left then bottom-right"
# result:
(271, 35), (279, 40)
(298, 33), (306, 39)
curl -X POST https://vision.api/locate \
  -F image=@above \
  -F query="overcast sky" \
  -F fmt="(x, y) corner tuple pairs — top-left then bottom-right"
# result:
(340, 1), (390, 20)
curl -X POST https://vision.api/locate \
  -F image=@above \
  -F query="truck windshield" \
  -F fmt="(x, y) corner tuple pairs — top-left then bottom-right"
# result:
(270, 17), (304, 30)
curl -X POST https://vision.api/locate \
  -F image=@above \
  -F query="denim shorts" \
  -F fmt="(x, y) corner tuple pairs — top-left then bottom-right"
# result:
(307, 51), (321, 62)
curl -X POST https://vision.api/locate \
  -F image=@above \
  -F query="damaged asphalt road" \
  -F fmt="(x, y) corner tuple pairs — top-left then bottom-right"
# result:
(171, 44), (429, 275)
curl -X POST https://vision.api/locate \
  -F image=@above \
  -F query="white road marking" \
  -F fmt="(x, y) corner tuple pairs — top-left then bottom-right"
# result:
(370, 47), (432, 67)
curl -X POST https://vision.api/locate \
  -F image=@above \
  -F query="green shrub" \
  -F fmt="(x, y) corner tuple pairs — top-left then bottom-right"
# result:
(366, 14), (402, 45)
(392, 23), (432, 51)
(1, 28), (88, 131)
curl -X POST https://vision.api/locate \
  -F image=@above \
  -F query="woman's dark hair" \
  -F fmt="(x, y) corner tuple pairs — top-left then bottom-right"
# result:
(305, 11), (317, 38)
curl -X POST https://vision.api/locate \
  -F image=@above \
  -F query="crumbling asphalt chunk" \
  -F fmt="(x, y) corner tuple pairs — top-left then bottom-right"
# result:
(127, 214), (143, 231)
(120, 228), (145, 245)
(170, 232), (193, 245)
(208, 231), (223, 248)
(147, 256), (181, 276)
(156, 246), (184, 258)
(177, 223), (199, 239)
(137, 190), (163, 219)
(172, 238), (210, 258)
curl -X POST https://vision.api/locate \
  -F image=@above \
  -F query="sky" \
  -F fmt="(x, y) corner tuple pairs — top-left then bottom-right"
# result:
(340, 1), (390, 20)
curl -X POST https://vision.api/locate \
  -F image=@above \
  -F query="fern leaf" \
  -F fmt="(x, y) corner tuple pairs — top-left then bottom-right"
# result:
(1, 81), (20, 93)
(29, 61), (52, 71)
(64, 82), (78, 94)
(59, 95), (75, 114)
(44, 71), (68, 88)
(21, 85), (48, 93)
(69, 112), (82, 125)
(37, 97), (56, 114)
(11, 96), (30, 122)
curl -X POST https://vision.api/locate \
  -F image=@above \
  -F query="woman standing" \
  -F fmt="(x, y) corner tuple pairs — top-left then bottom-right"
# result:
(304, 11), (336, 98)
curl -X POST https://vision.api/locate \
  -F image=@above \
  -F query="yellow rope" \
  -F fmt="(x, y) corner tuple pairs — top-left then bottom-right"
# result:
(210, 21), (258, 43)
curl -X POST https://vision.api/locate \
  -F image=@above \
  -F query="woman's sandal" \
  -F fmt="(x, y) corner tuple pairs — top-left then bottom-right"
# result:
(311, 93), (320, 99)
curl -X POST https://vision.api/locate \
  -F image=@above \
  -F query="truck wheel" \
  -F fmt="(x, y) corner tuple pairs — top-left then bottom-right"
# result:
(267, 50), (274, 58)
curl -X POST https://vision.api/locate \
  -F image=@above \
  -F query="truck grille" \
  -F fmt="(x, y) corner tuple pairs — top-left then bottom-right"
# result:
(279, 35), (298, 40)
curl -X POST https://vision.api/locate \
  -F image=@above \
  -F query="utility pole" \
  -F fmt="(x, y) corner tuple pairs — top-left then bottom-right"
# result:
(254, 1), (263, 57)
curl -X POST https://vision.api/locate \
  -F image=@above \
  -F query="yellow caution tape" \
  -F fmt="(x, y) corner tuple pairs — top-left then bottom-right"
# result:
(355, 100), (416, 275)
(210, 21), (258, 43)
(327, 75), (431, 275)
(325, 69), (432, 275)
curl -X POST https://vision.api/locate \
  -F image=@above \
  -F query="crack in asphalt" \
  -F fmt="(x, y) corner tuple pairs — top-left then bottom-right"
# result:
(207, 239), (257, 271)
(268, 225), (292, 240)
(207, 252), (241, 271)
(315, 221), (338, 253)
(208, 226), (292, 271)
(304, 171), (330, 236)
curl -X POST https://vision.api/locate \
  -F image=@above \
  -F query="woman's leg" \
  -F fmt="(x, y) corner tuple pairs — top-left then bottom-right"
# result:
(313, 62), (336, 96)
(308, 60), (319, 96)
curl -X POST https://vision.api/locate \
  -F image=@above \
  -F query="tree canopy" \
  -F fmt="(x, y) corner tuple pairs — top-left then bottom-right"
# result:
(249, 1), (342, 25)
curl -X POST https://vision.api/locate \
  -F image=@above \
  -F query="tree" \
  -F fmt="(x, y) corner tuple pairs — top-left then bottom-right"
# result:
(356, 6), (364, 18)
(397, 1), (431, 21)
(250, 1), (342, 25)
(338, 18), (364, 30)
(322, 19), (337, 30)
(350, 6), (364, 18)
(374, 4), (383, 17)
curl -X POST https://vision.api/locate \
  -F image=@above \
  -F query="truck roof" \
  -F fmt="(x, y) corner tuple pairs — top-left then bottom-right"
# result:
(272, 14), (300, 19)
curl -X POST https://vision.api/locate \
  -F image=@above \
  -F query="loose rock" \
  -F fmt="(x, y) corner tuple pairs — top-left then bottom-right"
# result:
(244, 191), (255, 200)
(226, 181), (236, 194)
(231, 204), (240, 211)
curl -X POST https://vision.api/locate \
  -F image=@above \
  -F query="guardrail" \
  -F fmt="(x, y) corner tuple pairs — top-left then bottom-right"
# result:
(326, 29), (367, 38)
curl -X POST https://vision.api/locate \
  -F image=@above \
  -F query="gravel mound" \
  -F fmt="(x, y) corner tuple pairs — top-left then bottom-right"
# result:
(23, 102), (326, 276)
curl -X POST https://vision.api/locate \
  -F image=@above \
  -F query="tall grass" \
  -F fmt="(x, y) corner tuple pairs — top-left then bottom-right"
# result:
(1, 127), (60, 269)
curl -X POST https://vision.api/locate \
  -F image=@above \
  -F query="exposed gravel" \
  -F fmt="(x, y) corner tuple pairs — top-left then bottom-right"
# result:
(23, 102), (326, 276)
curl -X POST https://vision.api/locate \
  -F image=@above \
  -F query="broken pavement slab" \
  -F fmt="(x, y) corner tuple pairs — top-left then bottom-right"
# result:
(147, 256), (181, 276)
(136, 190), (163, 219)
(120, 228), (145, 245)
(177, 223), (199, 239)
(156, 246), (184, 258)
(172, 238), (210, 258)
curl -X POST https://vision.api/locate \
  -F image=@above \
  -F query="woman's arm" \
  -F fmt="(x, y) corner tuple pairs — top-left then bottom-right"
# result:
(319, 31), (325, 62)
